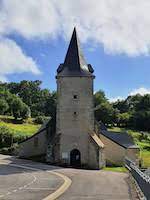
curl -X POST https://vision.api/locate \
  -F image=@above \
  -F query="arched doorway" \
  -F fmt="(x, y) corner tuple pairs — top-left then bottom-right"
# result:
(70, 149), (81, 167)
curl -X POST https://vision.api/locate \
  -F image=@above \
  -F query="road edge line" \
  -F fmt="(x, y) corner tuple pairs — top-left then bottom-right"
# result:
(43, 171), (72, 200)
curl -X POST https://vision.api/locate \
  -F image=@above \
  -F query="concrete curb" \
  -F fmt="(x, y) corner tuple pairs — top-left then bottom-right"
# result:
(0, 161), (72, 200)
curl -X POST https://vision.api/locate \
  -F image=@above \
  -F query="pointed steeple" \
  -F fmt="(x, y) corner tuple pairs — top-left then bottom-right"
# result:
(57, 27), (94, 77)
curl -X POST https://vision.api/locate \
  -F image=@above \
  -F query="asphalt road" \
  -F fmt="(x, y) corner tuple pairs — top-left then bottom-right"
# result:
(0, 155), (64, 200)
(0, 155), (133, 200)
(58, 168), (132, 200)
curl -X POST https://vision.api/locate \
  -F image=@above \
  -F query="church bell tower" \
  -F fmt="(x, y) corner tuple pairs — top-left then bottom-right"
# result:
(55, 28), (101, 168)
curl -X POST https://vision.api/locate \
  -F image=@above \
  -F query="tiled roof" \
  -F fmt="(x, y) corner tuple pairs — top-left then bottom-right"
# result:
(57, 27), (94, 77)
(100, 130), (139, 149)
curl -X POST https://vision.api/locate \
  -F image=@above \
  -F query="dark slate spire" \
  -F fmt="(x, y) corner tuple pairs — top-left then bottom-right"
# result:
(57, 27), (94, 77)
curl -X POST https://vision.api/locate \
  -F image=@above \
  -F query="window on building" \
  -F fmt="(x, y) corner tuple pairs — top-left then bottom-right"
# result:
(73, 112), (78, 120)
(34, 137), (38, 147)
(73, 95), (78, 99)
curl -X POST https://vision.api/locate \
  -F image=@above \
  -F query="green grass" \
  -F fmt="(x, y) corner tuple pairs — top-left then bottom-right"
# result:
(108, 127), (150, 168)
(103, 167), (127, 173)
(0, 116), (40, 137)
(141, 150), (150, 168)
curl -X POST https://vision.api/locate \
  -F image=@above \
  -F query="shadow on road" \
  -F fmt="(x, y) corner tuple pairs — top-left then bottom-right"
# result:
(0, 155), (62, 176)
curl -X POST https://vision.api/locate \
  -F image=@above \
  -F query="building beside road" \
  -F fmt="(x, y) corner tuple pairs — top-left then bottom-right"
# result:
(19, 28), (139, 169)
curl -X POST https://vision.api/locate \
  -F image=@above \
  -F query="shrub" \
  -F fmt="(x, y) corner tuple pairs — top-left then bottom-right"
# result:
(20, 103), (31, 119)
(0, 126), (27, 150)
(34, 115), (48, 124)
(0, 99), (9, 114)
(0, 144), (19, 155)
(0, 126), (13, 148)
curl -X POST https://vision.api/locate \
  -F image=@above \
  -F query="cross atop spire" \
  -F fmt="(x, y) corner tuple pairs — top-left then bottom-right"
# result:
(57, 27), (94, 77)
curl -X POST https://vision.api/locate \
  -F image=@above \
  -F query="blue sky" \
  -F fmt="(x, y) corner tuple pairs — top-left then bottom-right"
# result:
(7, 34), (150, 100)
(1, 0), (150, 101)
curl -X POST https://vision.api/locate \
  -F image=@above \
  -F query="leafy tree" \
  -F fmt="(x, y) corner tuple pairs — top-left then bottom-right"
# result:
(4, 80), (57, 118)
(0, 126), (13, 148)
(7, 82), (20, 95)
(135, 94), (150, 111)
(18, 80), (42, 106)
(1, 79), (150, 132)
(11, 96), (24, 119)
(131, 111), (150, 131)
(0, 99), (9, 115)
(117, 112), (130, 127)
(94, 90), (114, 125)
(112, 99), (129, 113)
(20, 103), (31, 119)
(44, 91), (57, 118)
(95, 102), (114, 125)
(111, 108), (120, 125)
(94, 90), (107, 107)
(34, 115), (49, 124)
(126, 94), (143, 112)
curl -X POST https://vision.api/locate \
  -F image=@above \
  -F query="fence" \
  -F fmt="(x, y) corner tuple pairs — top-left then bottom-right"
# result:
(125, 157), (150, 200)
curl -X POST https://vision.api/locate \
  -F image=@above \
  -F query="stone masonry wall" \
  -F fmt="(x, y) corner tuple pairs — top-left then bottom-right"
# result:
(100, 134), (125, 166)
(56, 76), (99, 168)
(19, 129), (47, 159)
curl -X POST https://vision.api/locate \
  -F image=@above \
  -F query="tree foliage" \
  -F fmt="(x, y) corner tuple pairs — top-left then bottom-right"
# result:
(0, 80), (150, 131)
(112, 94), (150, 131)
(94, 90), (150, 131)
(0, 126), (13, 148)
(0, 99), (9, 115)
(0, 80), (56, 119)
(0, 85), (30, 119)
(94, 90), (114, 125)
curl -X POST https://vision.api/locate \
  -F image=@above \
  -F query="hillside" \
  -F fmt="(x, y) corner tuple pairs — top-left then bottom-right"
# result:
(0, 115), (149, 168)
(0, 115), (40, 137)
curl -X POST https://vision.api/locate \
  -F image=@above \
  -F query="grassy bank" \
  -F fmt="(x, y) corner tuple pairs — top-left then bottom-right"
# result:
(0, 115), (40, 137)
(103, 167), (127, 173)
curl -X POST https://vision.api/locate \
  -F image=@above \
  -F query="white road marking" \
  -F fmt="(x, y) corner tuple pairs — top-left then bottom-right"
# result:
(0, 160), (72, 200)
(0, 162), (37, 198)
(5, 163), (39, 171)
(25, 187), (55, 190)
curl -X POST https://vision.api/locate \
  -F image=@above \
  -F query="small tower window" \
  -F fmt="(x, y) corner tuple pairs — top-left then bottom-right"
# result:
(73, 112), (78, 119)
(73, 95), (78, 99)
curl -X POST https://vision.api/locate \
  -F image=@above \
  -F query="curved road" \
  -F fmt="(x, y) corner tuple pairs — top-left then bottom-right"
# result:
(0, 162), (63, 200)
(0, 155), (133, 200)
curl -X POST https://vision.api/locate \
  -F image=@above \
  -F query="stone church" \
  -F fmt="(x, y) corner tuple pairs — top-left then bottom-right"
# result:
(19, 28), (139, 169)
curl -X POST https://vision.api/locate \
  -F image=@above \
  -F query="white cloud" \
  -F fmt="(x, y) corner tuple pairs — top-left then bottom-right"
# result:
(0, 37), (41, 82)
(0, 0), (60, 39)
(129, 87), (150, 96)
(109, 96), (125, 103)
(109, 87), (150, 102)
(1, 0), (150, 56)
(1, 0), (150, 81)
